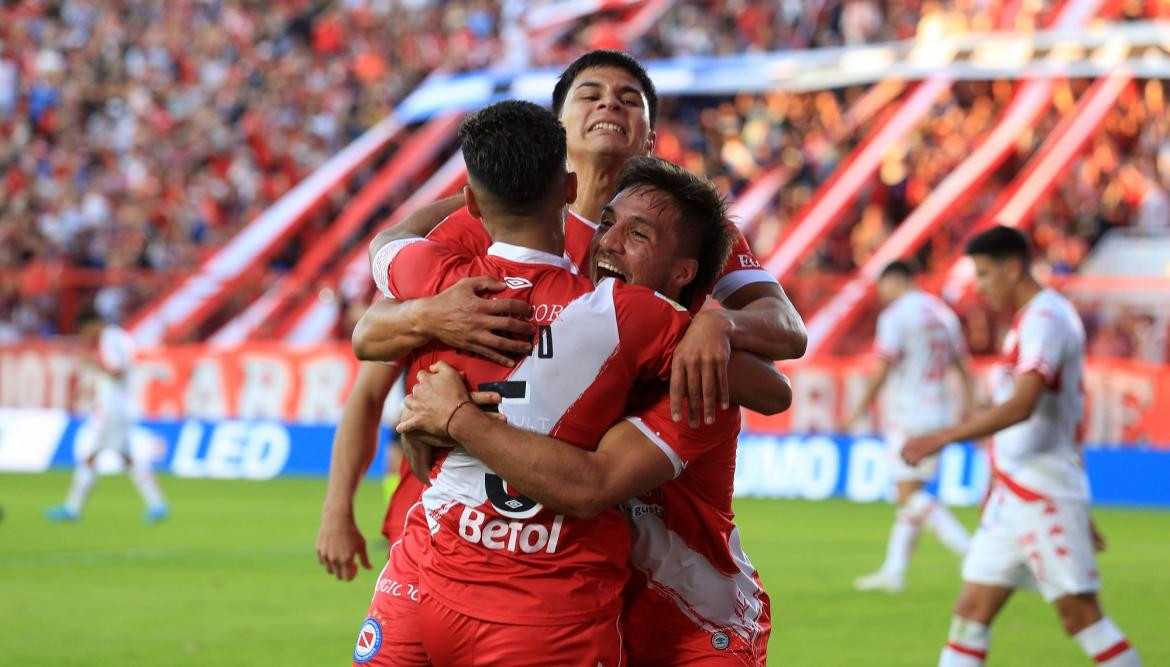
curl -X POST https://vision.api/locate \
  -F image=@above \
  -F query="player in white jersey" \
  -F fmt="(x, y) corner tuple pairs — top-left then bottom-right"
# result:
(903, 227), (1141, 667)
(47, 311), (169, 523)
(846, 260), (975, 593)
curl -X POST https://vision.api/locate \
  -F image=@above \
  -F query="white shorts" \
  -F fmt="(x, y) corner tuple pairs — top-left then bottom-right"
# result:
(886, 429), (940, 484)
(90, 410), (133, 455)
(961, 486), (1101, 602)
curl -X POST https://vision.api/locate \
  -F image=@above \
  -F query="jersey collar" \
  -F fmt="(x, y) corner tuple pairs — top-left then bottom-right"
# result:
(487, 242), (574, 271)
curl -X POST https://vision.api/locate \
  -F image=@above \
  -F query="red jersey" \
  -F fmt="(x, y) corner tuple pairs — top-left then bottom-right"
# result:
(379, 237), (691, 626)
(622, 396), (771, 664)
(423, 206), (777, 310)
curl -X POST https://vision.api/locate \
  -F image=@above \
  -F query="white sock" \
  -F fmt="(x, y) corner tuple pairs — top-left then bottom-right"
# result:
(880, 490), (935, 576)
(65, 464), (98, 515)
(1074, 617), (1141, 666)
(131, 465), (166, 510)
(939, 616), (989, 667)
(925, 503), (971, 556)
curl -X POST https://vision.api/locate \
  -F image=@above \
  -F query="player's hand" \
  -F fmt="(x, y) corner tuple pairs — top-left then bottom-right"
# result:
(315, 511), (371, 582)
(420, 276), (537, 366)
(1090, 519), (1107, 553)
(901, 434), (943, 466)
(670, 310), (732, 427)
(400, 432), (437, 483)
(397, 362), (503, 437)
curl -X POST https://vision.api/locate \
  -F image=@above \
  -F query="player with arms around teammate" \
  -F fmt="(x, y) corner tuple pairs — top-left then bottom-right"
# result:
(47, 311), (169, 523)
(356, 103), (735, 666)
(382, 159), (787, 665)
(903, 227), (1141, 667)
(847, 260), (975, 593)
(365, 50), (806, 419)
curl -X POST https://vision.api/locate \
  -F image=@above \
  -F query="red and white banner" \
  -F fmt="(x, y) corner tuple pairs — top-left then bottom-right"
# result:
(2, 343), (1167, 446)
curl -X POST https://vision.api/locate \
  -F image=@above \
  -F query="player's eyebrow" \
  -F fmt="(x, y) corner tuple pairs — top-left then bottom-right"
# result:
(574, 81), (644, 100)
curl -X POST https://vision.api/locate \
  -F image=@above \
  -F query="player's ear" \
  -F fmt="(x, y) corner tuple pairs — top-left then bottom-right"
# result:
(464, 185), (483, 220)
(564, 171), (578, 206)
(671, 257), (698, 293)
(643, 129), (656, 156)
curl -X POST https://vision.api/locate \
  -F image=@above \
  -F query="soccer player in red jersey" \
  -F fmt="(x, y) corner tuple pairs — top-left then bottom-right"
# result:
(319, 50), (804, 590)
(354, 103), (736, 666)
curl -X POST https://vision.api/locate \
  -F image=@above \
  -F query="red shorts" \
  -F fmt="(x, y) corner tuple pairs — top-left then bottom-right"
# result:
(382, 459), (426, 544)
(622, 576), (770, 666)
(418, 594), (624, 667)
(353, 502), (428, 666)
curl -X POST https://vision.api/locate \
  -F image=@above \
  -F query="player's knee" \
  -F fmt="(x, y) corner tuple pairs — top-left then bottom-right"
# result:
(1055, 594), (1102, 635)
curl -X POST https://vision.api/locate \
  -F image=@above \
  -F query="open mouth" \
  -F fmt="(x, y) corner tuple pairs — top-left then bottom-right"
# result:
(595, 258), (627, 282)
(588, 121), (626, 136)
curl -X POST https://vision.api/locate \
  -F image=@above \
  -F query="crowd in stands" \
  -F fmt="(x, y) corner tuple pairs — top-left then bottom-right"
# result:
(1, 1), (1167, 360)
(0, 0), (506, 338)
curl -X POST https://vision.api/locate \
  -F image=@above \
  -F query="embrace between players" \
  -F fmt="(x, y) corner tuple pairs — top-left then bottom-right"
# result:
(325, 50), (807, 667)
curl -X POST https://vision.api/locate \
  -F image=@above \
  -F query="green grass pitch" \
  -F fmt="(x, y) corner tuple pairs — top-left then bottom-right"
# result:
(2, 471), (1167, 665)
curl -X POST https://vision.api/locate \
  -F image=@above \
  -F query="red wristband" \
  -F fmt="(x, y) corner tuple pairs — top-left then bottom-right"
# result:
(444, 399), (474, 437)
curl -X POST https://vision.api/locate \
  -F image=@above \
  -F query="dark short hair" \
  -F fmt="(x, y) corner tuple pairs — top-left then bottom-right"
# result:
(965, 225), (1031, 263)
(459, 100), (566, 211)
(616, 156), (732, 306)
(879, 260), (915, 281)
(551, 50), (658, 128)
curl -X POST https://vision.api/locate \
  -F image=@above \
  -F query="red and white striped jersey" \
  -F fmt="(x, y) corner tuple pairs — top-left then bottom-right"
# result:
(874, 290), (966, 432)
(423, 205), (777, 311)
(621, 395), (770, 662)
(991, 289), (1090, 502)
(377, 237), (692, 626)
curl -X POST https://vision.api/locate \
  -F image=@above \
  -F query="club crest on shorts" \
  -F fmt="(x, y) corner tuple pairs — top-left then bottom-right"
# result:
(353, 617), (382, 663)
(711, 631), (730, 651)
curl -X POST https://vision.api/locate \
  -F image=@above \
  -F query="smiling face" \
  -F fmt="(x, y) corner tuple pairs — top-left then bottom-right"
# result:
(589, 186), (697, 301)
(558, 66), (655, 166)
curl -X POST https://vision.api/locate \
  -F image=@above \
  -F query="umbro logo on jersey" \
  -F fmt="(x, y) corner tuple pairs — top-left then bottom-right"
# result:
(504, 277), (533, 289)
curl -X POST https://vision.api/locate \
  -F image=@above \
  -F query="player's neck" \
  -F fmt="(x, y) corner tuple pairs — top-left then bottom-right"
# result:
(484, 211), (565, 257)
(1012, 276), (1043, 311)
(568, 157), (624, 223)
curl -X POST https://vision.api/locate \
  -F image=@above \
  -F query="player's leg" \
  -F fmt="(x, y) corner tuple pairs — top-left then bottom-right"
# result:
(126, 449), (169, 522)
(856, 429), (928, 592)
(1034, 500), (1142, 666)
(48, 417), (113, 521)
(1056, 594), (1141, 666)
(937, 486), (1031, 666)
(939, 582), (1014, 667)
(352, 503), (430, 667)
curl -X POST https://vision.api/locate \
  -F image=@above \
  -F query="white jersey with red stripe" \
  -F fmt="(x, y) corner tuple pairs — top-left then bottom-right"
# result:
(990, 288), (1090, 502)
(621, 396), (770, 662)
(874, 290), (966, 433)
(423, 206), (778, 313)
(375, 236), (691, 626)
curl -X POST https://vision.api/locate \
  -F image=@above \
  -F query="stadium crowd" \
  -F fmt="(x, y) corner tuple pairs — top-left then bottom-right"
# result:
(1, 1), (1166, 360)
(0, 0), (507, 338)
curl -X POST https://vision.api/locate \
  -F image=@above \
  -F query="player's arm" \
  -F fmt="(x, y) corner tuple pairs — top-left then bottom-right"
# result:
(397, 362), (675, 519)
(670, 281), (806, 427)
(902, 371), (1046, 465)
(952, 354), (979, 419)
(352, 279), (536, 366)
(316, 362), (400, 581)
(727, 351), (792, 415)
(368, 193), (466, 268)
(842, 358), (892, 431)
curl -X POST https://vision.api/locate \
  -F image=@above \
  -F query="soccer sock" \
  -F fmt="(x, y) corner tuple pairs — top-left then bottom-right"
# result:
(925, 502), (971, 556)
(131, 465), (167, 510)
(1074, 617), (1141, 666)
(880, 490), (934, 576)
(939, 616), (989, 667)
(65, 463), (98, 515)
